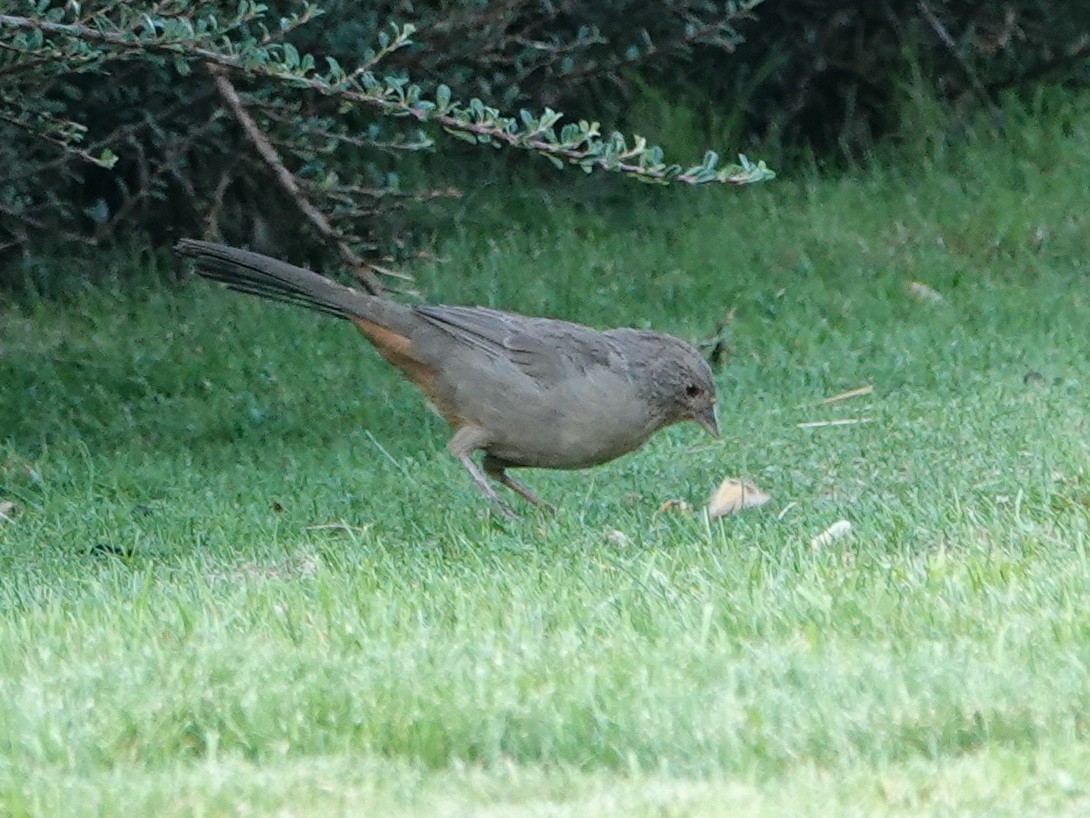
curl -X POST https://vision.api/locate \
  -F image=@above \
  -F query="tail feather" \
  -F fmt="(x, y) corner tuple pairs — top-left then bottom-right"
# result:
(196, 274), (349, 319)
(174, 239), (371, 320)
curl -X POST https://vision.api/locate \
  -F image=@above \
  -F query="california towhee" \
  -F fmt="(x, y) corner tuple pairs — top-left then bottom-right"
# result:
(175, 239), (719, 516)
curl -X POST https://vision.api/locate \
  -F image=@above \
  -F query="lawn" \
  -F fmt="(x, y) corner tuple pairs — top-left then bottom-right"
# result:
(3, 96), (1090, 815)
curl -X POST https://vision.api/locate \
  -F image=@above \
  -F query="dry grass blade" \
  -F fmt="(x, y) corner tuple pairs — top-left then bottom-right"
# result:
(797, 418), (874, 429)
(304, 521), (371, 534)
(776, 501), (798, 521)
(822, 385), (874, 405)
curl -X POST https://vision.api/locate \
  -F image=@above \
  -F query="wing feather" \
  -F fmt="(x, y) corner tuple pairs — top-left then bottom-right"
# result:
(413, 304), (619, 383)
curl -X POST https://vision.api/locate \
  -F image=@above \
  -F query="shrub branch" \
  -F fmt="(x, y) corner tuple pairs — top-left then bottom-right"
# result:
(207, 64), (384, 294)
(0, 12), (774, 187)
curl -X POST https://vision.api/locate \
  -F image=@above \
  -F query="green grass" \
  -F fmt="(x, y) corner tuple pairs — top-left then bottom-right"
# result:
(5, 93), (1090, 815)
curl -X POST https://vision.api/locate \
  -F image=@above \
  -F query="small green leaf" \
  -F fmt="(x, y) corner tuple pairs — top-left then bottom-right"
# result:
(443, 127), (479, 145)
(436, 84), (451, 110)
(281, 43), (299, 70)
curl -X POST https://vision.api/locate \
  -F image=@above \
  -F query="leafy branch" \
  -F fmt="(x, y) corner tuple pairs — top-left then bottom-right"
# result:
(0, 8), (773, 186)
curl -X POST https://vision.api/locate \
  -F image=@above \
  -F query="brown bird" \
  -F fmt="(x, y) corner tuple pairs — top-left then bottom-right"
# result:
(175, 240), (718, 516)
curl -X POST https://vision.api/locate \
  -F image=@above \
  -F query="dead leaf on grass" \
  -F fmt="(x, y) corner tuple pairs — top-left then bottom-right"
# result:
(698, 308), (736, 371)
(706, 478), (771, 520)
(658, 498), (694, 514)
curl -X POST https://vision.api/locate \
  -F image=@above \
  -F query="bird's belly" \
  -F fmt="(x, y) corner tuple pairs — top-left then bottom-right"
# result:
(482, 394), (657, 469)
(488, 437), (641, 469)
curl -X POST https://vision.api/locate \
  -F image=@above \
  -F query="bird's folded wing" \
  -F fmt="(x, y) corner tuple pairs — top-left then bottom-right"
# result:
(413, 304), (619, 383)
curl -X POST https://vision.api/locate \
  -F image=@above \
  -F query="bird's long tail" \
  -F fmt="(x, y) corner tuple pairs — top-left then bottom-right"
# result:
(174, 239), (374, 320)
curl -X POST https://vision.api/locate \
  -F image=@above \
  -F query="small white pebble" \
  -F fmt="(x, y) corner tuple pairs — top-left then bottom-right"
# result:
(811, 520), (852, 548)
(908, 280), (944, 303)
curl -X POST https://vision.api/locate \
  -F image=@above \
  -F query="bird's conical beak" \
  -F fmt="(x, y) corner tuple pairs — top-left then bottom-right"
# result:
(695, 405), (719, 438)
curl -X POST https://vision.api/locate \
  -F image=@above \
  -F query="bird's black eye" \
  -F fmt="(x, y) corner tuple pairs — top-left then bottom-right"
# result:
(685, 383), (701, 398)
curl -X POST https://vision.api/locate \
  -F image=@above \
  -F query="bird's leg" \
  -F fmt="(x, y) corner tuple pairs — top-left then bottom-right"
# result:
(483, 455), (554, 512)
(456, 454), (516, 518)
(448, 427), (515, 519)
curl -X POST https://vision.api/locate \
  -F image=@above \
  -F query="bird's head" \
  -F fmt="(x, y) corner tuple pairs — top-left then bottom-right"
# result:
(629, 332), (719, 438)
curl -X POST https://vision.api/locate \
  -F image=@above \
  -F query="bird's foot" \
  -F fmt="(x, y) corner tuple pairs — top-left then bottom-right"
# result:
(483, 458), (554, 514)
